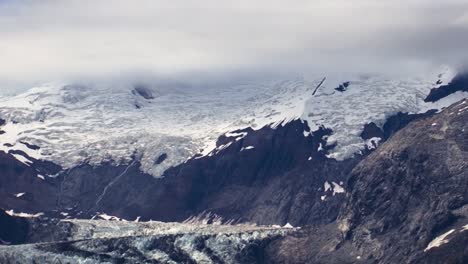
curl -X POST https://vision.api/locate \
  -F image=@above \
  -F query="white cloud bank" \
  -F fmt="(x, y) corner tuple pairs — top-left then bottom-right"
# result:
(1, 0), (468, 92)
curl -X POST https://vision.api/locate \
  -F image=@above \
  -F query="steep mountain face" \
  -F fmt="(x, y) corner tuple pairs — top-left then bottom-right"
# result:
(266, 98), (468, 264)
(339, 98), (468, 263)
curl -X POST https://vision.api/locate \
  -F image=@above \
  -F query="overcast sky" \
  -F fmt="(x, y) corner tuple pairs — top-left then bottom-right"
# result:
(1, 0), (468, 91)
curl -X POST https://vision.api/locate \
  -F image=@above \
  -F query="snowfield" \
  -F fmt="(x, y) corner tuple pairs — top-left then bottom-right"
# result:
(0, 67), (466, 177)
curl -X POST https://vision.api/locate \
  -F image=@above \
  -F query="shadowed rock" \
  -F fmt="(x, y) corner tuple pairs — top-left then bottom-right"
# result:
(425, 73), (468, 102)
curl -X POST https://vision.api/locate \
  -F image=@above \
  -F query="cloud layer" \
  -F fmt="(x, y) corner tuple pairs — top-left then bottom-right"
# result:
(1, 0), (468, 91)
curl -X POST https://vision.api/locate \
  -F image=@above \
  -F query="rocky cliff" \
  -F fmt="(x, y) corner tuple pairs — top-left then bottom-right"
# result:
(267, 98), (468, 264)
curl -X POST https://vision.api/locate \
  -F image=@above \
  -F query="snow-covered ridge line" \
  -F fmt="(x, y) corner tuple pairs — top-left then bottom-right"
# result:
(0, 67), (466, 177)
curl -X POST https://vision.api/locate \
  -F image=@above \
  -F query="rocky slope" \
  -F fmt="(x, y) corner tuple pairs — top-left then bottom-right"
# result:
(339, 97), (468, 263)
(267, 98), (468, 264)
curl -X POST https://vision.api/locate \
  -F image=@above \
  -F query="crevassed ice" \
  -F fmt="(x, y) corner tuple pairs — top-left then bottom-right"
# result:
(0, 78), (316, 177)
(301, 68), (466, 160)
(0, 67), (466, 177)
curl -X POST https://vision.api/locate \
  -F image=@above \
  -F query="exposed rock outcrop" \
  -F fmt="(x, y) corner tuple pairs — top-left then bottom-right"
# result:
(425, 73), (468, 102)
(266, 98), (468, 263)
(340, 98), (468, 263)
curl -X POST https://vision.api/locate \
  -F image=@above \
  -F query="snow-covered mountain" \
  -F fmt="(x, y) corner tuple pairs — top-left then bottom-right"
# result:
(0, 67), (467, 263)
(0, 67), (465, 178)
(1, 97), (467, 263)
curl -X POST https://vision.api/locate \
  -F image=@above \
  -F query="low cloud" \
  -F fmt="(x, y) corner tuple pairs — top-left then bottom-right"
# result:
(1, 0), (468, 92)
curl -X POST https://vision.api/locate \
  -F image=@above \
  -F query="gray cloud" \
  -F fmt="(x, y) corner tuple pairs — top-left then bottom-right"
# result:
(1, 0), (468, 92)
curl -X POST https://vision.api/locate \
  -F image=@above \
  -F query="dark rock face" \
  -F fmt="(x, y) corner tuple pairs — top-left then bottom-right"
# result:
(0, 210), (29, 245)
(339, 98), (468, 263)
(155, 153), (168, 165)
(335, 81), (350, 92)
(360, 110), (436, 142)
(132, 84), (155, 99)
(19, 141), (40, 150)
(0, 119), (5, 135)
(360, 122), (384, 140)
(381, 110), (437, 140)
(0, 152), (59, 214)
(425, 73), (468, 102)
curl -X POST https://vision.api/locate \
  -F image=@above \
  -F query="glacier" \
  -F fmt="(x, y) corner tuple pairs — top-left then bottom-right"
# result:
(0, 67), (466, 177)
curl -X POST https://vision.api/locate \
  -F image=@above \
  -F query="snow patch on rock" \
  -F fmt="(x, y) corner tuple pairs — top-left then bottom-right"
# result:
(424, 229), (455, 252)
(5, 210), (43, 218)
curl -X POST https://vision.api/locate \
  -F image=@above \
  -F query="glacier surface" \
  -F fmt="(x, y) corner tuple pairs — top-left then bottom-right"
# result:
(0, 68), (466, 177)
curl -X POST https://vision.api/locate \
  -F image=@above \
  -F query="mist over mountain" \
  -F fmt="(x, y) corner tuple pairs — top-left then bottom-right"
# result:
(1, 0), (468, 91)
